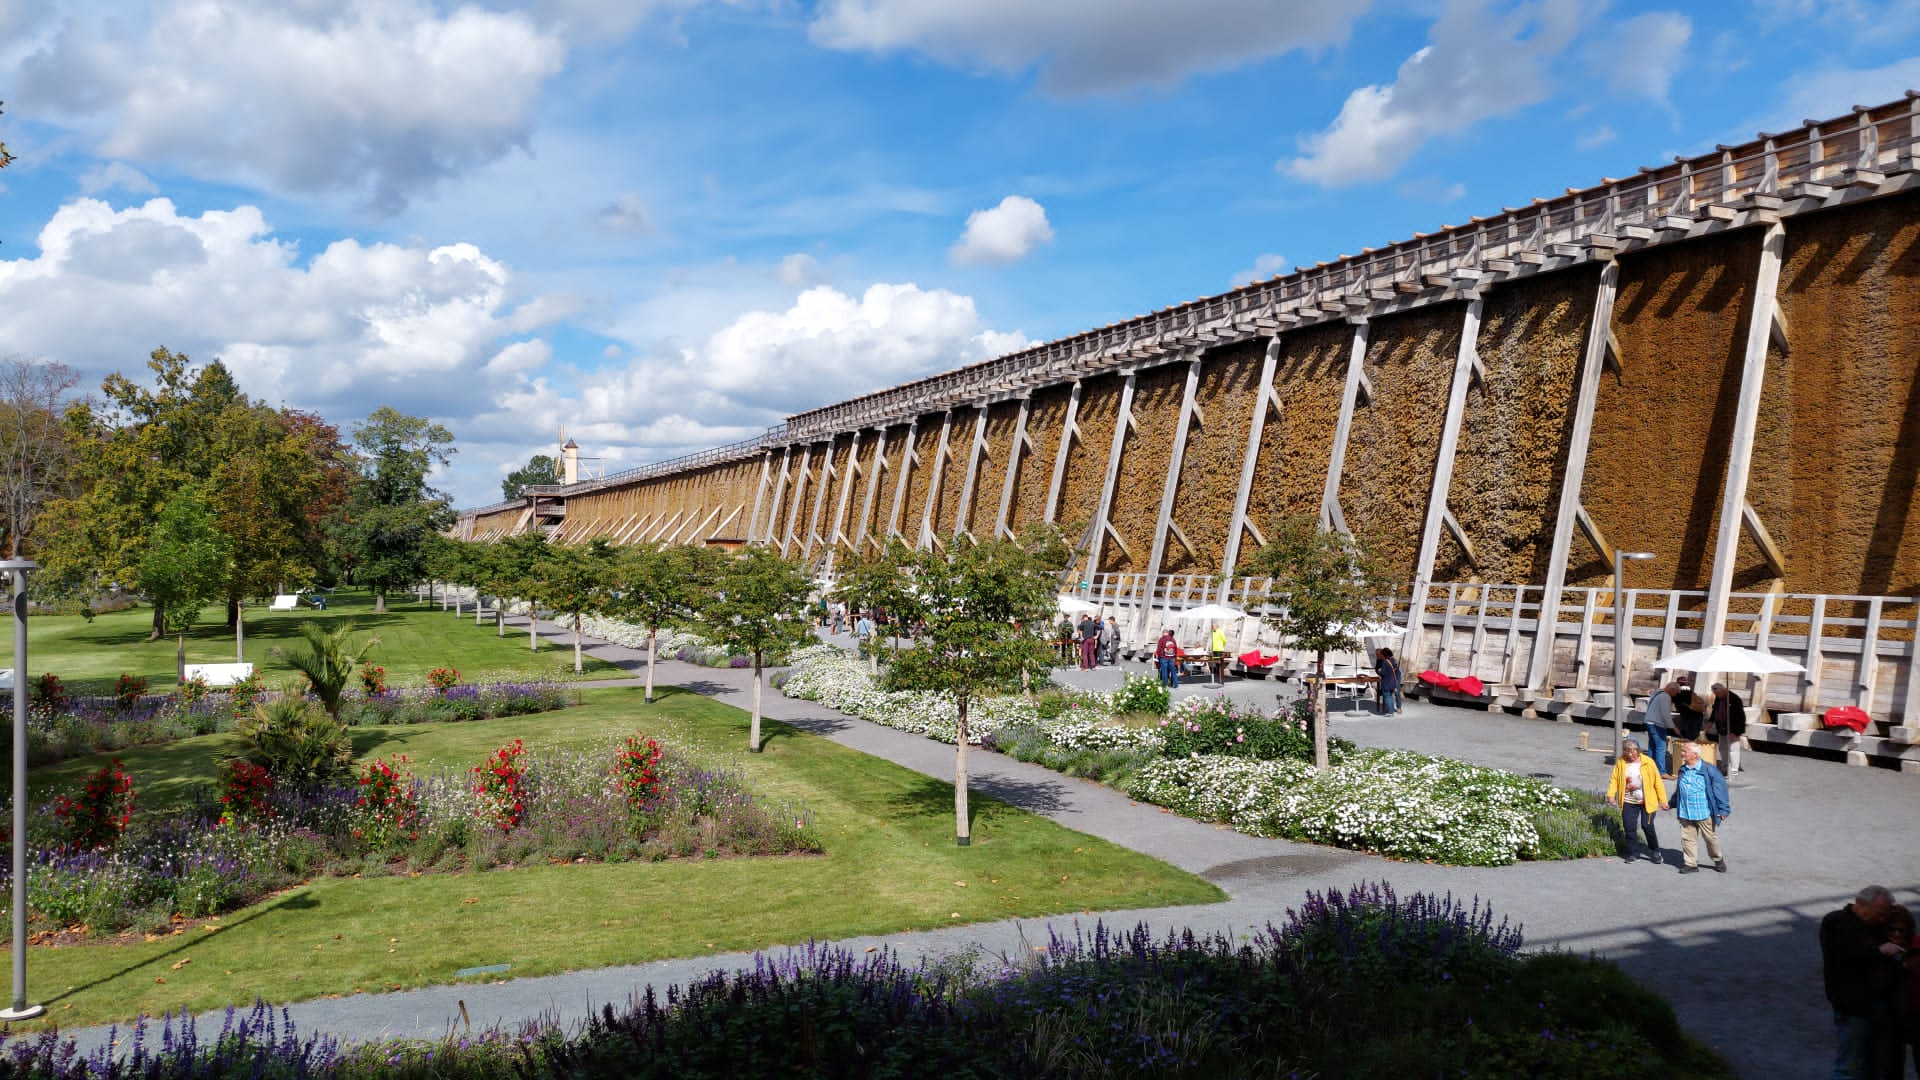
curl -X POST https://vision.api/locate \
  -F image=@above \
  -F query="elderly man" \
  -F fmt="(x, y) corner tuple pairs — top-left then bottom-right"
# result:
(1821, 884), (1905, 1079)
(1709, 682), (1747, 775)
(1670, 741), (1730, 874)
(1642, 680), (1678, 775)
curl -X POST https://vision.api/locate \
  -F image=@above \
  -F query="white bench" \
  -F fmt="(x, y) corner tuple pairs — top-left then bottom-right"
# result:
(183, 663), (255, 687)
(269, 594), (301, 611)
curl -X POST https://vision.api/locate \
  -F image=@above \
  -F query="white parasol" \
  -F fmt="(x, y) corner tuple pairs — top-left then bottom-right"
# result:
(1056, 595), (1101, 615)
(1652, 643), (1805, 676)
(1173, 602), (1247, 621)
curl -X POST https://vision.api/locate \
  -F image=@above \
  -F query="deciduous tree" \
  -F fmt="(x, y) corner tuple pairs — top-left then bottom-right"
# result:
(139, 489), (231, 682)
(501, 454), (559, 500)
(0, 355), (83, 559)
(696, 547), (813, 752)
(610, 542), (720, 703)
(337, 407), (455, 613)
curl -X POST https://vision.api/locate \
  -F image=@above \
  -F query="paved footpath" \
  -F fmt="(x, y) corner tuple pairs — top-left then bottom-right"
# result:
(59, 617), (1920, 1077)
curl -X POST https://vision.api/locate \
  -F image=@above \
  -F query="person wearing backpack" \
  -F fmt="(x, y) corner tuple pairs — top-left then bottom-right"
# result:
(1375, 647), (1404, 715)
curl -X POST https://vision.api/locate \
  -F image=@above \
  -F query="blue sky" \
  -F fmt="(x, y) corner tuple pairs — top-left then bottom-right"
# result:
(2, 0), (1918, 507)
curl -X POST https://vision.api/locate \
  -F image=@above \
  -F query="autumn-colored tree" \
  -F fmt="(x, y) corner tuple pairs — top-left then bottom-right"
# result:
(0, 356), (83, 559)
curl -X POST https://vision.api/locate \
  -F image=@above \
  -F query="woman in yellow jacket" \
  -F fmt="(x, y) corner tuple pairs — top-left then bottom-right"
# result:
(1606, 738), (1670, 865)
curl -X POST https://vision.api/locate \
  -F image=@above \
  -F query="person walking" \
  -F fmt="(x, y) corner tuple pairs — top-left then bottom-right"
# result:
(1643, 680), (1677, 775)
(1605, 738), (1669, 864)
(1820, 884), (1904, 1079)
(854, 610), (874, 655)
(1154, 629), (1181, 688)
(1077, 614), (1100, 671)
(1670, 741), (1730, 874)
(1374, 647), (1404, 715)
(1056, 617), (1075, 663)
(1101, 616), (1120, 666)
(1709, 682), (1747, 775)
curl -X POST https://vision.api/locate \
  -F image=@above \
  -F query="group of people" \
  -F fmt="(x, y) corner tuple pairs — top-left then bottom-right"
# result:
(1059, 614), (1121, 670)
(1605, 735), (1732, 873)
(1150, 625), (1230, 687)
(1640, 676), (1747, 777)
(1823, 884), (1920, 1078)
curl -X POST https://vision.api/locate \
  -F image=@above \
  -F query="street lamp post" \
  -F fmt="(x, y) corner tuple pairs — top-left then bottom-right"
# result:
(0, 559), (40, 1022)
(1613, 551), (1656, 763)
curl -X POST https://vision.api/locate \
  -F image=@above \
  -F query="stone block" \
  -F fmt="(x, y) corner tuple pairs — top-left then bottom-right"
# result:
(1890, 726), (1919, 744)
(1774, 712), (1819, 732)
(1553, 689), (1591, 704)
(1847, 750), (1869, 767)
(1901, 760), (1920, 775)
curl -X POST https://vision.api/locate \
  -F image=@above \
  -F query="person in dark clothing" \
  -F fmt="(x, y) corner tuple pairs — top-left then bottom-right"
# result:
(1672, 679), (1707, 741)
(1374, 647), (1403, 715)
(1822, 884), (1905, 1080)
(1886, 905), (1920, 1080)
(1709, 682), (1747, 775)
(1077, 615), (1100, 671)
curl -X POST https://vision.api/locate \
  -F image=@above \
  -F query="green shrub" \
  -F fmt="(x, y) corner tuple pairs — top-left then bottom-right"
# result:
(1531, 792), (1620, 860)
(270, 622), (380, 718)
(1111, 672), (1170, 717)
(232, 697), (354, 790)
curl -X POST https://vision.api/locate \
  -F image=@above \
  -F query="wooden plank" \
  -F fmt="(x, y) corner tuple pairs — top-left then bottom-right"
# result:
(1574, 588), (1600, 691)
(1903, 619), (1920, 730)
(1751, 591), (1780, 709)
(1438, 582), (1461, 670)
(1320, 321), (1370, 533)
(1043, 381), (1083, 525)
(823, 431), (863, 570)
(1861, 597), (1884, 714)
(1140, 358), (1204, 635)
(1221, 337), (1282, 586)
(994, 396), (1032, 540)
(886, 416), (919, 542)
(1703, 222), (1786, 644)
(1742, 500), (1788, 580)
(918, 412), (955, 550)
(1530, 261), (1619, 690)
(853, 426), (888, 553)
(780, 444), (812, 557)
(746, 450), (773, 546)
(953, 405), (991, 539)
(1406, 297), (1483, 667)
(1083, 372), (1138, 578)
(1470, 587), (1490, 679)
(760, 446), (792, 545)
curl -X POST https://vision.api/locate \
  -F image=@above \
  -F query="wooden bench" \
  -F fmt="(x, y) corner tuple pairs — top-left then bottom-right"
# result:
(183, 662), (255, 687)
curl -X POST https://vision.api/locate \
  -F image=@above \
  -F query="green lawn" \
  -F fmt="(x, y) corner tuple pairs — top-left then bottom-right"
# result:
(20, 687), (1223, 1030)
(24, 589), (623, 693)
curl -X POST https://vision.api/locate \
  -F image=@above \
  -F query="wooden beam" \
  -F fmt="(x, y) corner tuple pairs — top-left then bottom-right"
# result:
(994, 396), (1032, 540)
(1742, 500), (1788, 580)
(886, 416), (919, 542)
(823, 430), (862, 571)
(1221, 337), (1282, 588)
(1320, 321), (1370, 533)
(852, 426), (888, 553)
(1703, 223), (1786, 645)
(1083, 373), (1138, 578)
(1406, 296), (1483, 669)
(953, 405), (991, 538)
(1801, 597), (1827, 713)
(1529, 262), (1619, 690)
(780, 444), (812, 557)
(760, 446), (792, 545)
(1139, 358), (1204, 638)
(803, 441), (836, 561)
(746, 449), (773, 546)
(917, 411), (955, 550)
(1043, 382), (1083, 525)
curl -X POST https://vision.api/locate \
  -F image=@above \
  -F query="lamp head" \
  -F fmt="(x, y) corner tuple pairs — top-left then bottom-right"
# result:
(1620, 552), (1655, 561)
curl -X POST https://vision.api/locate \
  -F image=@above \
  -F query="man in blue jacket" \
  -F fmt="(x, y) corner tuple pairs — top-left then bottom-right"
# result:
(1671, 740), (1730, 874)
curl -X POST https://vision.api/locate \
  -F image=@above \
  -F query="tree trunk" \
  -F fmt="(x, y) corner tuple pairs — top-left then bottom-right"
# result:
(235, 603), (244, 662)
(1313, 648), (1329, 770)
(573, 613), (582, 674)
(496, 607), (504, 636)
(475, 595), (484, 626)
(150, 605), (165, 642)
(226, 597), (239, 629)
(176, 632), (186, 684)
(954, 696), (971, 845)
(645, 626), (658, 704)
(453, 594), (461, 617)
(373, 590), (387, 615)
(749, 655), (763, 752)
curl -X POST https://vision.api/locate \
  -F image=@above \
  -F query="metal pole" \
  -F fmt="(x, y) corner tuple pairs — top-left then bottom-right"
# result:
(1612, 552), (1655, 763)
(0, 559), (41, 1021)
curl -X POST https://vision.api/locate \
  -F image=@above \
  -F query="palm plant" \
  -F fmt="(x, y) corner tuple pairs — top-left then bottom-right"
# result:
(270, 621), (380, 718)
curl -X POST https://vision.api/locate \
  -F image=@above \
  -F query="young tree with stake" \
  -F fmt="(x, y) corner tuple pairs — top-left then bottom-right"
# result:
(697, 546), (813, 752)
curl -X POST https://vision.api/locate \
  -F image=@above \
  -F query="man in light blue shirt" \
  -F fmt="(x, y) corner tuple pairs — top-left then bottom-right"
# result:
(1671, 740), (1731, 874)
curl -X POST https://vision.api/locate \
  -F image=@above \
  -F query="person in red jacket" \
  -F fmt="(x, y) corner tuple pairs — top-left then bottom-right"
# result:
(1154, 629), (1181, 688)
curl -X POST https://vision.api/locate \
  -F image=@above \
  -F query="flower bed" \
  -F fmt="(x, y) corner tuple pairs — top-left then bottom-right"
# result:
(577, 615), (770, 669)
(0, 883), (1730, 1077)
(783, 646), (1611, 866)
(337, 681), (570, 726)
(8, 737), (819, 936)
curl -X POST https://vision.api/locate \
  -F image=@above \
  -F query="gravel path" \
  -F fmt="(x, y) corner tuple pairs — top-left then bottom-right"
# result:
(51, 616), (1920, 1077)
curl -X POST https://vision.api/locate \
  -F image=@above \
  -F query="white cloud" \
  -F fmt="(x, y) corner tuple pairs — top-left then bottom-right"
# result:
(16, 0), (566, 213)
(595, 193), (653, 234)
(0, 197), (563, 422)
(1576, 125), (1617, 150)
(1230, 253), (1289, 287)
(779, 252), (827, 286)
(77, 161), (156, 196)
(1394, 177), (1467, 202)
(950, 195), (1053, 266)
(1763, 53), (1920, 130)
(809, 0), (1374, 93)
(1284, 0), (1584, 186)
(1590, 12), (1690, 104)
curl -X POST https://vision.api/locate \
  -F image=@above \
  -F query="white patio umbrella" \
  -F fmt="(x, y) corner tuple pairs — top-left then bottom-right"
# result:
(1173, 602), (1247, 621)
(1652, 643), (1805, 676)
(1056, 595), (1101, 615)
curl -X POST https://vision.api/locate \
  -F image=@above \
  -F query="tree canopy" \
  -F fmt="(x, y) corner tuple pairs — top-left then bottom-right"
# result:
(501, 453), (559, 500)
(697, 546), (813, 751)
(336, 406), (456, 613)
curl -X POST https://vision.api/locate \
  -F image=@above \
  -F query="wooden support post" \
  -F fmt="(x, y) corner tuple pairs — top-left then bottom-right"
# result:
(1902, 609), (1920, 730)
(994, 396), (1033, 540)
(953, 405), (991, 539)
(1320, 321), (1369, 534)
(746, 449), (773, 545)
(1861, 597), (1884, 712)
(1405, 296), (1483, 668)
(1140, 358), (1204, 638)
(1082, 372), (1138, 579)
(853, 426), (888, 554)
(887, 417), (919, 542)
(1530, 262), (1620, 690)
(1043, 382), (1083, 525)
(1802, 597), (1828, 713)
(918, 412), (955, 550)
(780, 444), (812, 557)
(1617, 588), (1639, 694)
(1749, 591), (1779, 710)
(1221, 336), (1282, 591)
(761, 446), (793, 545)
(1702, 222), (1786, 645)
(1438, 582), (1461, 668)
(823, 430), (862, 572)
(1574, 589), (1599, 690)
(1469, 587), (1490, 679)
